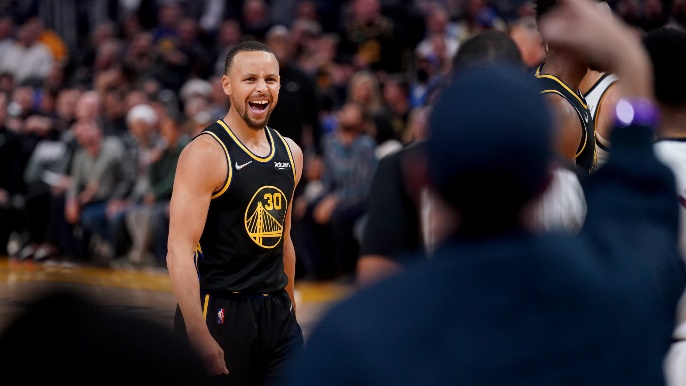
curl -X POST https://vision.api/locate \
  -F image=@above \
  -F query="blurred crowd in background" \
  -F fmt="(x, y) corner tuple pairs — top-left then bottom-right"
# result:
(0, 0), (682, 277)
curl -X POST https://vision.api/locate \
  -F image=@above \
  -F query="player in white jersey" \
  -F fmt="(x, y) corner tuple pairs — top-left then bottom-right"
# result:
(644, 27), (686, 386)
(581, 71), (619, 166)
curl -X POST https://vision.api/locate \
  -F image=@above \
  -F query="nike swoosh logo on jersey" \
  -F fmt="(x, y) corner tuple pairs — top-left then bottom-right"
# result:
(235, 161), (252, 170)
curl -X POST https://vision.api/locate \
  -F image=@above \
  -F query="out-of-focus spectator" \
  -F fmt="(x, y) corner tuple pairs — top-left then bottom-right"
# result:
(0, 17), (14, 61)
(347, 70), (394, 144)
(641, 0), (668, 31)
(266, 26), (323, 154)
(455, 0), (507, 43)
(509, 17), (545, 69)
(339, 0), (404, 73)
(208, 76), (229, 120)
(74, 91), (101, 124)
(297, 102), (377, 280)
(54, 89), (80, 132)
(102, 90), (128, 136)
(20, 115), (67, 260)
(242, 0), (272, 41)
(9, 85), (36, 120)
(382, 74), (411, 141)
(33, 17), (69, 66)
(65, 121), (131, 260)
(153, 2), (182, 43)
(0, 19), (54, 85)
(415, 6), (459, 62)
(615, 0), (642, 26)
(148, 119), (186, 266)
(213, 20), (242, 76)
(124, 32), (156, 82)
(0, 93), (24, 256)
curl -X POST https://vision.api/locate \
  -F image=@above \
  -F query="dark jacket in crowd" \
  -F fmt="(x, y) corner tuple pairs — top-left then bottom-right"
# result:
(286, 124), (686, 386)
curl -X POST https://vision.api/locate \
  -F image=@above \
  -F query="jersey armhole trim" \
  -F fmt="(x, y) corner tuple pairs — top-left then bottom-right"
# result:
(273, 129), (297, 184)
(541, 89), (587, 158)
(198, 132), (233, 199)
(536, 65), (589, 109)
(593, 81), (618, 143)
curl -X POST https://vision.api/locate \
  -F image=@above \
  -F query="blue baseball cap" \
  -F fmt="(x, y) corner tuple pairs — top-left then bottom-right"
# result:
(428, 65), (553, 224)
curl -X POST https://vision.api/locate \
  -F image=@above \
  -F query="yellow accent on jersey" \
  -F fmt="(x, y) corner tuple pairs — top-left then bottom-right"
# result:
(217, 120), (276, 162)
(244, 186), (288, 249)
(536, 66), (588, 109)
(273, 130), (296, 183)
(202, 294), (210, 321)
(201, 131), (233, 199)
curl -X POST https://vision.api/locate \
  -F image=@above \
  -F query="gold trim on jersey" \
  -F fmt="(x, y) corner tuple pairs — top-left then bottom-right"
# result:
(202, 294), (210, 321)
(273, 129), (296, 183)
(217, 119), (276, 162)
(244, 186), (288, 249)
(535, 65), (588, 109)
(541, 89), (588, 158)
(200, 131), (233, 199)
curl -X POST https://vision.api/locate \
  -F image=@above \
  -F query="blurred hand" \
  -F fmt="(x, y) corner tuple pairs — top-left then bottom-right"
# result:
(539, 0), (651, 98)
(51, 175), (73, 195)
(187, 330), (229, 376)
(306, 156), (324, 182)
(106, 200), (131, 219)
(314, 195), (338, 225)
(293, 196), (308, 222)
(65, 199), (80, 224)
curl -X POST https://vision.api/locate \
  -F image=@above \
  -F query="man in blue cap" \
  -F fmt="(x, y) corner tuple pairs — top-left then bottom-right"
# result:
(284, 0), (685, 384)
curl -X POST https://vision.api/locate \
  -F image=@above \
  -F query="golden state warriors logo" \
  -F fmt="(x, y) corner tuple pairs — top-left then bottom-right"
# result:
(245, 186), (288, 248)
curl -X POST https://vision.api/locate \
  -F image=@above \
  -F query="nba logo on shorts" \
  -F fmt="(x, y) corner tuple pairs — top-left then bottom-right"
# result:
(217, 308), (225, 324)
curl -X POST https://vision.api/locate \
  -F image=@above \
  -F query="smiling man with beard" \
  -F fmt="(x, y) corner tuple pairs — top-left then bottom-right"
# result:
(167, 41), (304, 386)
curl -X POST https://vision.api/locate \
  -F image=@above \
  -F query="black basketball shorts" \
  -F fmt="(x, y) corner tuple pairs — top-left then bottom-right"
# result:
(174, 290), (304, 386)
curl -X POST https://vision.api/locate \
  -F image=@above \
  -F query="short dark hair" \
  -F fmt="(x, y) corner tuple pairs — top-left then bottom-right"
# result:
(224, 40), (277, 75)
(453, 31), (523, 73)
(644, 27), (686, 107)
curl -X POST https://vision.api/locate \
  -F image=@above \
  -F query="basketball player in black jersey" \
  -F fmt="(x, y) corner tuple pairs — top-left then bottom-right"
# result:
(167, 41), (304, 385)
(533, 0), (597, 174)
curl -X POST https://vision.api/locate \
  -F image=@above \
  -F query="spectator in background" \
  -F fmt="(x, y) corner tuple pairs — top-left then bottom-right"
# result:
(33, 17), (69, 66)
(153, 2), (182, 43)
(298, 102), (377, 280)
(54, 89), (80, 132)
(208, 76), (229, 121)
(340, 0), (404, 73)
(0, 17), (14, 61)
(266, 25), (323, 154)
(382, 74), (411, 142)
(242, 0), (272, 41)
(455, 0), (507, 43)
(102, 90), (128, 136)
(213, 20), (242, 76)
(641, 0), (668, 31)
(9, 85), (36, 120)
(0, 93), (24, 256)
(415, 6), (459, 62)
(347, 70), (394, 145)
(149, 119), (186, 266)
(65, 121), (131, 261)
(0, 19), (54, 85)
(19, 115), (66, 260)
(124, 32), (156, 83)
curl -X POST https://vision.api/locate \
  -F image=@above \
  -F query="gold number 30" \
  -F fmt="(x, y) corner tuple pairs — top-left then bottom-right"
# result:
(264, 193), (282, 210)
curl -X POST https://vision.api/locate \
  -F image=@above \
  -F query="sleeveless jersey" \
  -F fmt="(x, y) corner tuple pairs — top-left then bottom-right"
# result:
(532, 64), (596, 174)
(194, 120), (296, 295)
(584, 73), (618, 167)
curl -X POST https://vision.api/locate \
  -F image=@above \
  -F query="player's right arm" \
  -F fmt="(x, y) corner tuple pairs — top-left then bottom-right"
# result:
(167, 135), (229, 376)
(544, 93), (583, 163)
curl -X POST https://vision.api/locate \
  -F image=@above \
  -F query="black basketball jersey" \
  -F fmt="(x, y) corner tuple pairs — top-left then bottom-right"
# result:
(194, 120), (296, 295)
(532, 64), (597, 174)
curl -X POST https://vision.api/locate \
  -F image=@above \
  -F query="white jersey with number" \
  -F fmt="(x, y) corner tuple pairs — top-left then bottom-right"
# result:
(585, 73), (618, 167)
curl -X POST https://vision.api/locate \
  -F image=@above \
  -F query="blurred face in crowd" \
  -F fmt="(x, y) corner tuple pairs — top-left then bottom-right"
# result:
(103, 91), (125, 120)
(92, 23), (114, 46)
(0, 17), (12, 40)
(179, 18), (198, 45)
(296, 1), (318, 20)
(56, 89), (80, 121)
(211, 77), (229, 106)
(184, 96), (209, 120)
(74, 121), (102, 150)
(244, 0), (268, 25)
(24, 115), (52, 137)
(224, 51), (280, 130)
(159, 3), (181, 28)
(0, 73), (14, 94)
(383, 79), (407, 106)
(75, 92), (101, 122)
(218, 21), (241, 48)
(18, 19), (41, 46)
(338, 103), (364, 134)
(160, 119), (180, 147)
(353, 0), (381, 24)
(128, 118), (153, 141)
(428, 8), (450, 35)
(351, 79), (374, 105)
(13, 86), (33, 114)
(0, 93), (7, 124)
(125, 90), (149, 112)
(266, 28), (293, 64)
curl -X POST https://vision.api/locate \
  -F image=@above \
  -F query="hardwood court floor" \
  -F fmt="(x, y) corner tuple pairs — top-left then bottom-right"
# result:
(0, 257), (355, 338)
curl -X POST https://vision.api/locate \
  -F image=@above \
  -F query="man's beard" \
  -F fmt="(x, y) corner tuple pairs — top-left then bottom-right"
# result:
(230, 94), (273, 131)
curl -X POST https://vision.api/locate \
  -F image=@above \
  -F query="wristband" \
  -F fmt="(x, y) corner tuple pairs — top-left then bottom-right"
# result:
(614, 98), (660, 128)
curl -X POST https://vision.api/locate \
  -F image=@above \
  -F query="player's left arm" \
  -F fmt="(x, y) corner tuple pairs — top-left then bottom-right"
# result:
(596, 81), (620, 145)
(283, 137), (303, 313)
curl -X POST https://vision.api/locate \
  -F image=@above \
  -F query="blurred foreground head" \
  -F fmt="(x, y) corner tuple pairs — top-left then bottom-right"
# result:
(428, 66), (553, 235)
(0, 292), (211, 385)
